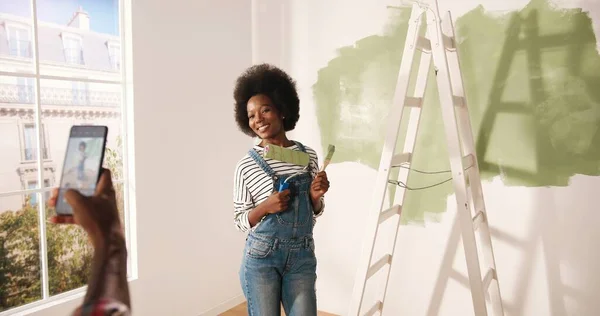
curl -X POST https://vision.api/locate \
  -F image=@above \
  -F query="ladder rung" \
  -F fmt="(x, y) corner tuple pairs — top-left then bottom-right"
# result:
(391, 152), (412, 167)
(405, 96), (423, 108)
(450, 269), (469, 287)
(472, 210), (485, 231)
(482, 268), (496, 292)
(367, 254), (392, 279)
(462, 154), (474, 168)
(453, 95), (465, 107)
(379, 205), (401, 224)
(443, 34), (456, 50)
(416, 36), (431, 52)
(364, 300), (383, 316)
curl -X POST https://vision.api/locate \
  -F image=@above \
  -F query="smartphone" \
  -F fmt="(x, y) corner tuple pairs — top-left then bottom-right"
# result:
(55, 125), (108, 216)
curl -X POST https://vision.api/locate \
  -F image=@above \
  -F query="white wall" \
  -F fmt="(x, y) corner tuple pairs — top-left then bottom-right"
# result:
(255, 0), (600, 315)
(27, 0), (253, 315)
(128, 0), (251, 314)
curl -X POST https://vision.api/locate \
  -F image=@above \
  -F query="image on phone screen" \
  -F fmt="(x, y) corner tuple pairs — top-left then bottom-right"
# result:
(55, 126), (108, 215)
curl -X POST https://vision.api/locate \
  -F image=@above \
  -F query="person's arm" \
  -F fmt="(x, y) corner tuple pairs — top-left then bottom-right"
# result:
(233, 163), (290, 231)
(48, 169), (131, 316)
(233, 185), (290, 231)
(233, 163), (258, 232)
(81, 227), (130, 310)
(247, 202), (271, 227)
(71, 232), (130, 316)
(312, 196), (325, 216)
(308, 148), (329, 216)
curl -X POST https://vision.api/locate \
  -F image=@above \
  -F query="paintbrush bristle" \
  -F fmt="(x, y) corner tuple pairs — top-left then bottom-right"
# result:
(325, 145), (335, 160)
(320, 144), (336, 171)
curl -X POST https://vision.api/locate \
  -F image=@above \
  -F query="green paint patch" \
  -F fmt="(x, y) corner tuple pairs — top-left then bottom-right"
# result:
(312, 0), (600, 224)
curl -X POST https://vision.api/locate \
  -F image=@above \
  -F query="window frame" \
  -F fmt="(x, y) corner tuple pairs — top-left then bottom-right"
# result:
(106, 40), (121, 70)
(60, 32), (84, 65)
(25, 179), (51, 206)
(20, 121), (50, 162)
(4, 21), (32, 58)
(0, 0), (137, 314)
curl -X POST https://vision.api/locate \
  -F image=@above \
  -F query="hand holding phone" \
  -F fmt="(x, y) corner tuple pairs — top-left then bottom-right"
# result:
(49, 168), (122, 245)
(55, 125), (108, 216)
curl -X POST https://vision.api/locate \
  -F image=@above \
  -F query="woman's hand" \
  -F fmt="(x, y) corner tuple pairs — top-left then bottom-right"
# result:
(248, 189), (291, 227)
(310, 171), (330, 203)
(263, 189), (291, 214)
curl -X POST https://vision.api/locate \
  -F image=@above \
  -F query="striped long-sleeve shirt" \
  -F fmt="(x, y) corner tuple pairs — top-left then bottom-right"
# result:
(233, 143), (325, 232)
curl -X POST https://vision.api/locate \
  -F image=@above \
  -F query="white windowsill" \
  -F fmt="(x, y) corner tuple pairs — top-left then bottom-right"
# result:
(0, 277), (138, 316)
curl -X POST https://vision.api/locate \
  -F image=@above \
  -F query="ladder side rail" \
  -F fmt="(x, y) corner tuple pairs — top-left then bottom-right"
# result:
(380, 45), (433, 315)
(347, 4), (425, 315)
(425, 8), (488, 316)
(441, 10), (505, 316)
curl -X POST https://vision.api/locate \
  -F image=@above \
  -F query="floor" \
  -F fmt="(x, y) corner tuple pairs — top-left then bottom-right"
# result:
(220, 302), (338, 316)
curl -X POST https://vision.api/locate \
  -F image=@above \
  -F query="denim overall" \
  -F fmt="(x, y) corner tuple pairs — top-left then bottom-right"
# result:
(240, 141), (317, 316)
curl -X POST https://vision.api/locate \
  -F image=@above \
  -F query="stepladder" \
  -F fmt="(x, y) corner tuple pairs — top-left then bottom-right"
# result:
(348, 1), (504, 315)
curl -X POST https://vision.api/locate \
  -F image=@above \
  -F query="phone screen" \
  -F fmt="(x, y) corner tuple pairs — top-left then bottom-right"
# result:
(55, 126), (108, 215)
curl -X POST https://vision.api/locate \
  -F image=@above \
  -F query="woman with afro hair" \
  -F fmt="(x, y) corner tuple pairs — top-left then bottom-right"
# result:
(232, 63), (330, 315)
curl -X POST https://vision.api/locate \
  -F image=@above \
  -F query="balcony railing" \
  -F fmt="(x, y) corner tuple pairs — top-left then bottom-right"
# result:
(24, 147), (49, 161)
(8, 40), (32, 58)
(0, 84), (121, 107)
(0, 84), (34, 103)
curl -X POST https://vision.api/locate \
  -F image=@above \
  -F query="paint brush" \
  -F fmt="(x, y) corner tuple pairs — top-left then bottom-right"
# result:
(320, 145), (336, 172)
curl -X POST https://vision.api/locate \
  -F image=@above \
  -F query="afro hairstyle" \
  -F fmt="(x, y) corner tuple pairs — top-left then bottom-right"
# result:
(233, 63), (300, 137)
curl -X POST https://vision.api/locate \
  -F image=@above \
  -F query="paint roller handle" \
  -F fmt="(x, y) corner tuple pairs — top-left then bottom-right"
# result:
(278, 182), (290, 192)
(320, 160), (331, 172)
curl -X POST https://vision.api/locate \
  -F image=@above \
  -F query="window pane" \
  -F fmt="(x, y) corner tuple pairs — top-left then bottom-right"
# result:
(0, 76), (43, 194)
(45, 205), (93, 296)
(0, 2), (35, 74)
(40, 79), (123, 190)
(0, 193), (42, 312)
(36, 0), (122, 80)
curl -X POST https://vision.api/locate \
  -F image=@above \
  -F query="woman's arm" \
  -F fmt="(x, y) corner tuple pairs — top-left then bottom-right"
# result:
(234, 186), (291, 230)
(233, 162), (290, 231)
(308, 147), (327, 216)
(233, 165), (255, 232)
(247, 202), (270, 227)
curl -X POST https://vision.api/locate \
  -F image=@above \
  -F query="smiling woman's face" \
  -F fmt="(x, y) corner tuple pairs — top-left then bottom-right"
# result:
(247, 94), (284, 140)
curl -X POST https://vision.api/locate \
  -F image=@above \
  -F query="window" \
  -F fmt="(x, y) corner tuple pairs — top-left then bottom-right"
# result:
(6, 24), (31, 58)
(107, 42), (121, 70)
(62, 34), (84, 65)
(27, 180), (51, 206)
(0, 0), (134, 314)
(22, 123), (49, 161)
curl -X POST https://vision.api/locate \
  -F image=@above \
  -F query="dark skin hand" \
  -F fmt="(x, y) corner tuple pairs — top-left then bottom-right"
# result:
(246, 94), (330, 227)
(248, 189), (291, 227)
(310, 171), (329, 211)
(49, 169), (130, 313)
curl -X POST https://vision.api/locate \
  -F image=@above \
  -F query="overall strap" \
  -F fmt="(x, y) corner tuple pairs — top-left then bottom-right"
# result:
(292, 141), (313, 174)
(292, 140), (307, 153)
(248, 149), (276, 178)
